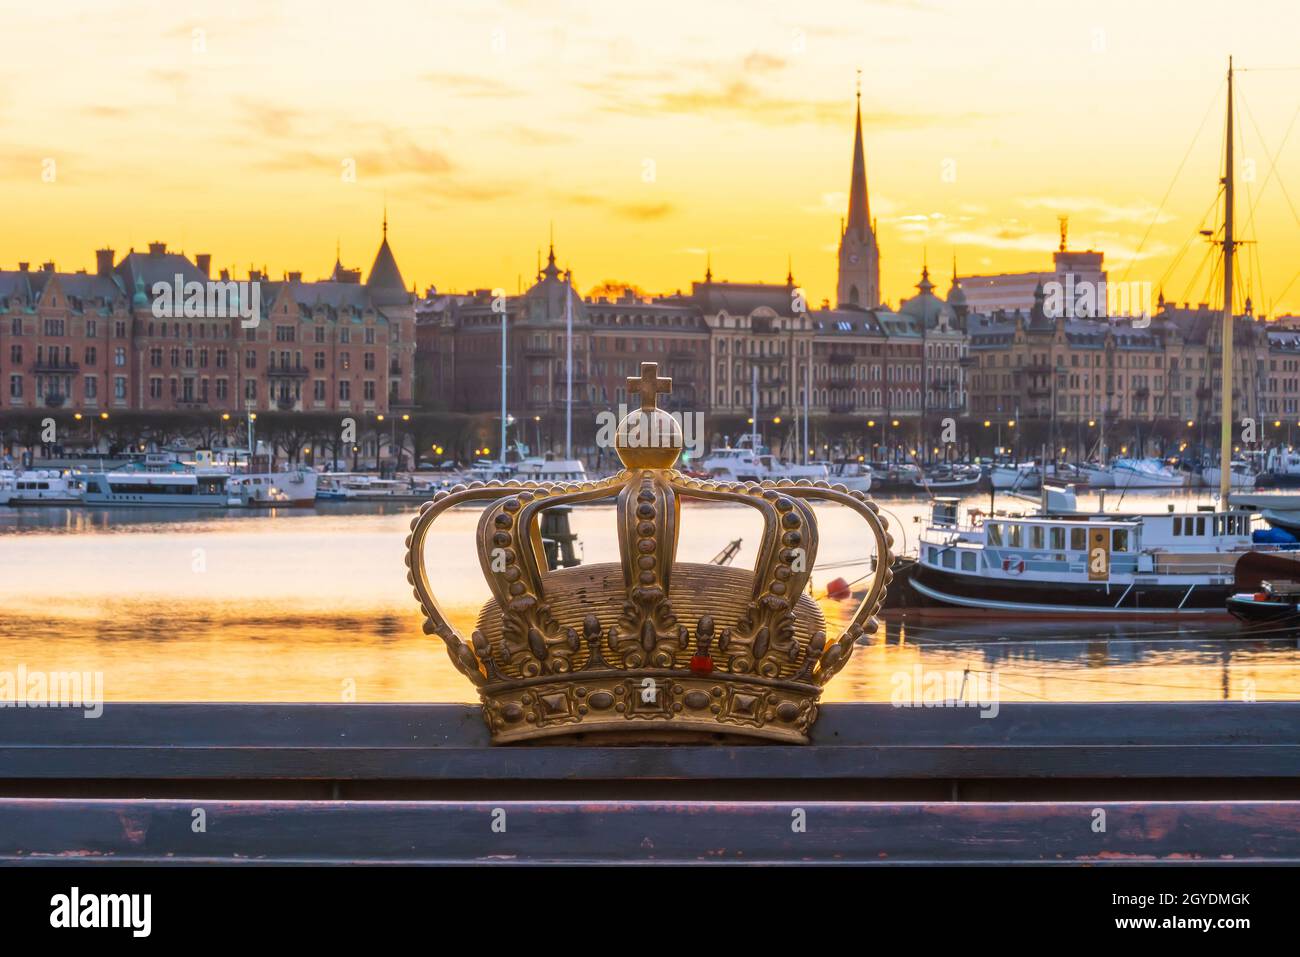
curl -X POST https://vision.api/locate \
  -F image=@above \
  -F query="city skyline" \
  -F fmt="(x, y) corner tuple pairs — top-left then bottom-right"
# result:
(3, 1), (1299, 313)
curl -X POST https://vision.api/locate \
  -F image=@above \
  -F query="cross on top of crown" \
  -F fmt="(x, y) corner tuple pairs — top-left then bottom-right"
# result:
(627, 362), (672, 411)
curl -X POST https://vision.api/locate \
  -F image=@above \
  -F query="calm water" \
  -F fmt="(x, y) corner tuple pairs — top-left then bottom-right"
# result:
(1, 490), (1297, 703)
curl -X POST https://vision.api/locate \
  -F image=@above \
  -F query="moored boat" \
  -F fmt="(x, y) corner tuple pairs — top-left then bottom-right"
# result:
(867, 461), (923, 493)
(1200, 459), (1256, 490)
(825, 461), (873, 493)
(1111, 457), (1188, 489)
(227, 468), (318, 507)
(915, 464), (981, 491)
(1080, 462), (1115, 488)
(905, 492), (1272, 617)
(700, 443), (828, 484)
(1227, 579), (1300, 628)
(1257, 447), (1300, 488)
(81, 469), (235, 508)
(0, 469), (84, 506)
(990, 462), (1040, 491)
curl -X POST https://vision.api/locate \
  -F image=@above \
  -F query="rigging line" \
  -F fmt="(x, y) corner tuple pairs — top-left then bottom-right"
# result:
(1198, 247), (1224, 312)
(1273, 267), (1300, 306)
(1235, 89), (1300, 312)
(1238, 87), (1300, 279)
(1232, 91), (1294, 234)
(1119, 77), (1226, 285)
(1155, 193), (1221, 295)
(1235, 91), (1266, 308)
(1176, 218), (1219, 306)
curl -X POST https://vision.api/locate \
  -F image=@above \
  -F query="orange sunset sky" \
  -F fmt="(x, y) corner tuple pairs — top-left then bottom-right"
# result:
(3, 0), (1298, 313)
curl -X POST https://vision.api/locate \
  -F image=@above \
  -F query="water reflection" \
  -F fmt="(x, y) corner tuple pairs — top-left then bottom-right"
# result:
(0, 495), (1296, 703)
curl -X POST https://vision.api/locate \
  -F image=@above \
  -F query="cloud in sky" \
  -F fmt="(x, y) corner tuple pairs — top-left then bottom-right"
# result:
(557, 191), (676, 221)
(422, 72), (522, 99)
(1017, 195), (1175, 226)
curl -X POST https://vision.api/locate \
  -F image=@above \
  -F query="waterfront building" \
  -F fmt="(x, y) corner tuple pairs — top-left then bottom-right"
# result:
(959, 247), (1107, 316)
(0, 227), (415, 421)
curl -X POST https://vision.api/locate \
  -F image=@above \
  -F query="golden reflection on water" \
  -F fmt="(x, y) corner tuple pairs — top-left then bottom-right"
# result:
(0, 498), (1297, 702)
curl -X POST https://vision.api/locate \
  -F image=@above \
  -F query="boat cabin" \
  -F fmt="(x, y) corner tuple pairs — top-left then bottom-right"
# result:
(921, 499), (1256, 582)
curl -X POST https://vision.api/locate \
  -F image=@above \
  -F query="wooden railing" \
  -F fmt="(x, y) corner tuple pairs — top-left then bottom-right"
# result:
(0, 701), (1296, 864)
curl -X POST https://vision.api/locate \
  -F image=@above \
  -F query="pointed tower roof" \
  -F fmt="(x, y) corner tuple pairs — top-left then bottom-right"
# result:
(523, 240), (583, 324)
(366, 216), (409, 306)
(541, 242), (560, 281)
(916, 263), (934, 296)
(845, 87), (871, 242)
(947, 255), (966, 307)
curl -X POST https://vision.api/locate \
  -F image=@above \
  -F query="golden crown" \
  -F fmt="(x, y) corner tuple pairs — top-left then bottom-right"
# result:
(405, 362), (892, 744)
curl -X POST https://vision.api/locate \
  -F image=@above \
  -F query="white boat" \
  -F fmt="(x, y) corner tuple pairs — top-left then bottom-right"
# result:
(1255, 448), (1300, 488)
(512, 457), (587, 483)
(81, 469), (235, 508)
(700, 446), (829, 484)
(1047, 463), (1088, 483)
(1110, 457), (1188, 489)
(1200, 460), (1256, 490)
(990, 463), (1040, 491)
(314, 474), (409, 500)
(825, 461), (873, 493)
(227, 468), (318, 506)
(0, 469), (84, 506)
(461, 457), (588, 485)
(1081, 463), (1115, 488)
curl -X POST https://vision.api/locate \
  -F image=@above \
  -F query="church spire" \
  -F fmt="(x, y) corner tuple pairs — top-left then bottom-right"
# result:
(845, 77), (870, 242)
(836, 75), (881, 310)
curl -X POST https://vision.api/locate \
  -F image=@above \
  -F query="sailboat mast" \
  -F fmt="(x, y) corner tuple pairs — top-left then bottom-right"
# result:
(565, 282), (573, 460)
(803, 349), (811, 465)
(751, 365), (759, 450)
(1219, 56), (1235, 506)
(500, 304), (508, 466)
